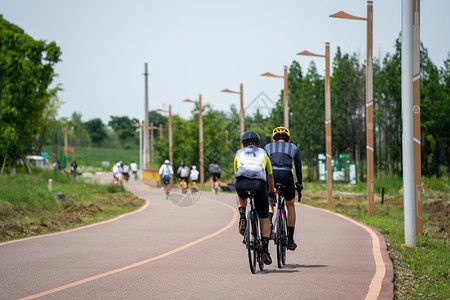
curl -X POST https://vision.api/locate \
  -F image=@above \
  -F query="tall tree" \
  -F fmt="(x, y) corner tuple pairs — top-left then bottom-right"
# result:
(85, 118), (108, 147)
(0, 15), (61, 170)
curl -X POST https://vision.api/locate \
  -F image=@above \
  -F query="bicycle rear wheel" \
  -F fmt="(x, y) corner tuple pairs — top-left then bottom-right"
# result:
(254, 215), (264, 271)
(246, 211), (256, 274)
(276, 208), (287, 268)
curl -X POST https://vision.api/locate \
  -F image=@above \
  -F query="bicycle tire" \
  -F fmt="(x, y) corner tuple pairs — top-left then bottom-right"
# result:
(281, 207), (287, 265)
(246, 210), (256, 274)
(254, 213), (264, 271)
(276, 207), (287, 267)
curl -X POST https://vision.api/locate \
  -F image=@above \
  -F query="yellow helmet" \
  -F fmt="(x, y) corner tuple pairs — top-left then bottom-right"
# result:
(272, 126), (290, 138)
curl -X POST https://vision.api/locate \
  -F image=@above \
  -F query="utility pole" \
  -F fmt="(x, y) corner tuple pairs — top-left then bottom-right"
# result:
(143, 63), (149, 170)
(402, 0), (416, 247)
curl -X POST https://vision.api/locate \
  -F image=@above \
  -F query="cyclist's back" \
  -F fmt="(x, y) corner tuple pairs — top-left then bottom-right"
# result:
(264, 127), (303, 251)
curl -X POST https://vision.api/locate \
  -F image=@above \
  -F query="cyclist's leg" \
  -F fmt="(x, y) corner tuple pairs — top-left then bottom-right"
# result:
(235, 178), (250, 235)
(252, 179), (272, 264)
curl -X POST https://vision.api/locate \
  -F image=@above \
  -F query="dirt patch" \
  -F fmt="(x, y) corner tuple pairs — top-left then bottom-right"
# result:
(423, 200), (450, 239)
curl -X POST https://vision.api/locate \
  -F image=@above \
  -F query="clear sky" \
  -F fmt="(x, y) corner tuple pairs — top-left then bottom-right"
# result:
(2, 0), (449, 124)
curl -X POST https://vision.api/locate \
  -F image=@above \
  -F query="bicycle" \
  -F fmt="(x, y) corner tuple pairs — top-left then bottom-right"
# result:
(162, 177), (170, 199)
(180, 179), (188, 194)
(213, 180), (219, 194)
(242, 190), (265, 274)
(190, 180), (198, 194)
(273, 183), (288, 268)
(273, 183), (302, 268)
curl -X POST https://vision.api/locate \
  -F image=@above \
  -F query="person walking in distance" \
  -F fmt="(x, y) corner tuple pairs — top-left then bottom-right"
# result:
(130, 161), (138, 180)
(264, 127), (303, 251)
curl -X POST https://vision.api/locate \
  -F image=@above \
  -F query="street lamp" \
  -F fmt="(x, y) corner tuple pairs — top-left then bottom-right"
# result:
(183, 95), (204, 189)
(330, 1), (374, 215)
(261, 66), (289, 129)
(155, 105), (173, 168)
(221, 83), (244, 137)
(297, 42), (332, 208)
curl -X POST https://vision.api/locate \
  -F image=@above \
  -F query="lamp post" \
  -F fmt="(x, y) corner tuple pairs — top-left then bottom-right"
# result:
(143, 63), (149, 171)
(149, 123), (163, 170)
(330, 1), (374, 215)
(222, 83), (244, 137)
(155, 105), (173, 167)
(184, 95), (204, 189)
(261, 66), (289, 129)
(297, 42), (332, 208)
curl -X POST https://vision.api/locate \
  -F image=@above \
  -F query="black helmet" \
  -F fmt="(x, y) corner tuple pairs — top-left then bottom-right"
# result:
(241, 131), (261, 146)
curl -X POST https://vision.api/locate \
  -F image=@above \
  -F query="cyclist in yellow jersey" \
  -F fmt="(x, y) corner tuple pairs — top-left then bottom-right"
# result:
(234, 131), (276, 265)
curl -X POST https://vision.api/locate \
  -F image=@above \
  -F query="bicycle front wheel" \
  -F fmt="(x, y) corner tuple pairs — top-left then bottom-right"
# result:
(246, 211), (256, 274)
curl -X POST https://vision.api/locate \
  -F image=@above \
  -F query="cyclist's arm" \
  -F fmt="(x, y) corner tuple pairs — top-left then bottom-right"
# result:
(294, 149), (303, 185)
(233, 156), (239, 174)
(264, 156), (275, 194)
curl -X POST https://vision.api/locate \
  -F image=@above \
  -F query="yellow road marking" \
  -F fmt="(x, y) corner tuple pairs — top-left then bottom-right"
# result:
(19, 199), (237, 300)
(300, 204), (386, 300)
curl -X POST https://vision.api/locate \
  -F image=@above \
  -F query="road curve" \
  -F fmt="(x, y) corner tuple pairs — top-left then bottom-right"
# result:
(0, 176), (393, 299)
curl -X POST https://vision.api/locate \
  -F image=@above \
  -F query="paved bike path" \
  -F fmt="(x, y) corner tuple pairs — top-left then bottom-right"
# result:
(0, 176), (393, 299)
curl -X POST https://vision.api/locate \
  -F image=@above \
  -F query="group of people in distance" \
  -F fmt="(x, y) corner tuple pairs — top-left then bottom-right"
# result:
(234, 126), (303, 266)
(158, 160), (200, 195)
(112, 160), (139, 182)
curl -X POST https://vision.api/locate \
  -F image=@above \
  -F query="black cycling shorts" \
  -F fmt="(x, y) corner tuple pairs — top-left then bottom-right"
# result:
(273, 170), (295, 200)
(212, 172), (221, 181)
(235, 178), (269, 218)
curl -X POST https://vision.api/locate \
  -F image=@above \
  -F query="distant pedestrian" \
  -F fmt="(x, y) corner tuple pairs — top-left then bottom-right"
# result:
(130, 161), (138, 180)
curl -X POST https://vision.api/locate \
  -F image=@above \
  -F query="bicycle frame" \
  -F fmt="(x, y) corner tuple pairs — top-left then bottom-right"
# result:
(274, 183), (288, 268)
(243, 190), (264, 274)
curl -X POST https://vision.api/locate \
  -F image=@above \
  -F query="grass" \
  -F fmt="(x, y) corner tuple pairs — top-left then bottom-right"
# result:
(302, 175), (449, 299)
(42, 145), (139, 170)
(0, 167), (144, 241)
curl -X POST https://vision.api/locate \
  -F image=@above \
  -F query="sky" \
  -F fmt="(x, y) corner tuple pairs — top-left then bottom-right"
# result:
(2, 0), (449, 124)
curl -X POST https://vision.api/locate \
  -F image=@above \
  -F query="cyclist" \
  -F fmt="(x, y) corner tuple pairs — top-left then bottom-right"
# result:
(209, 159), (221, 191)
(159, 160), (174, 194)
(177, 161), (190, 188)
(112, 161), (124, 183)
(264, 126), (303, 251)
(234, 131), (276, 265)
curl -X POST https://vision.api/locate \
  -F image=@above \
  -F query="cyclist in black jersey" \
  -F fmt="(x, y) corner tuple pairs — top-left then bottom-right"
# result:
(264, 127), (303, 251)
(234, 131), (276, 265)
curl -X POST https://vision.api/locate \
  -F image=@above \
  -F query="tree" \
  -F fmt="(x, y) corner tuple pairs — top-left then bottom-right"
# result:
(0, 15), (62, 171)
(85, 118), (108, 147)
(108, 116), (139, 149)
(330, 47), (365, 180)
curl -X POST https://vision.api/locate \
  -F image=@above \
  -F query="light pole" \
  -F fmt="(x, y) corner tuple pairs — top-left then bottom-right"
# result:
(222, 83), (244, 137)
(330, 0), (374, 215)
(149, 122), (163, 170)
(261, 66), (289, 129)
(184, 95), (204, 189)
(297, 42), (332, 208)
(143, 63), (149, 171)
(155, 105), (173, 168)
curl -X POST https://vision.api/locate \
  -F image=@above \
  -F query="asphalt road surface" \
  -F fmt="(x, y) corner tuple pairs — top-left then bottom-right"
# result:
(0, 174), (393, 299)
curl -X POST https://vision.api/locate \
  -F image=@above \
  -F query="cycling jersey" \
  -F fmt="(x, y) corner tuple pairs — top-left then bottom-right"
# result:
(264, 141), (302, 184)
(159, 164), (173, 177)
(234, 145), (273, 181)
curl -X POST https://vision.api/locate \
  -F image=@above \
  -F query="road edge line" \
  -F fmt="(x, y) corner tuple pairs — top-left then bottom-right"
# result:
(299, 203), (392, 300)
